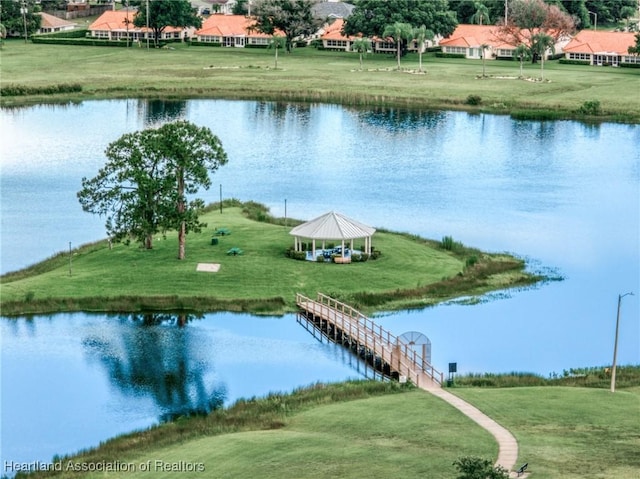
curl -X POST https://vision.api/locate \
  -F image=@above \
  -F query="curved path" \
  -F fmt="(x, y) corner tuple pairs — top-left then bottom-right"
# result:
(419, 376), (520, 475)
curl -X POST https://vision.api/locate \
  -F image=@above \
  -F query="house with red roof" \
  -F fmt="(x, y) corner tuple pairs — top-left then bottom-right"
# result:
(440, 24), (569, 60)
(37, 12), (77, 34)
(88, 9), (191, 42)
(320, 18), (432, 54)
(320, 18), (356, 51)
(563, 30), (638, 66)
(194, 14), (279, 47)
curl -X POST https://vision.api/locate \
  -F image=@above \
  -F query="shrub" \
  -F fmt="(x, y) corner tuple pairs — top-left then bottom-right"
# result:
(465, 95), (482, 106)
(441, 235), (464, 251)
(285, 248), (306, 260)
(465, 255), (478, 268)
(453, 456), (509, 479)
(0, 83), (82, 97)
(316, 255), (325, 263)
(578, 100), (601, 116)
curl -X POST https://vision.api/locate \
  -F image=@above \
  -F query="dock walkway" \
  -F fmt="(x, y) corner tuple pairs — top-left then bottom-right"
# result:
(296, 292), (520, 475)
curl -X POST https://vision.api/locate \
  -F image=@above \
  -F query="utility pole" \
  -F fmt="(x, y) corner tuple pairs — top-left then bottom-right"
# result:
(21, 1), (28, 44)
(146, 0), (150, 49)
(610, 292), (633, 393)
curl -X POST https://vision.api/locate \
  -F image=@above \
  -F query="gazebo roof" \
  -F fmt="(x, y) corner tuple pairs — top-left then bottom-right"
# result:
(289, 211), (375, 240)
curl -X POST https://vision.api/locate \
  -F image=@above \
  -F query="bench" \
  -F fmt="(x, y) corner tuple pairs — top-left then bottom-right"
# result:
(516, 463), (528, 476)
(333, 256), (351, 264)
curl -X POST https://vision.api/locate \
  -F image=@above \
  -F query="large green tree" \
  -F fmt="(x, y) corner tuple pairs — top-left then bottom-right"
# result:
(250, 0), (320, 52)
(495, 0), (575, 62)
(0, 0), (41, 38)
(78, 121), (228, 260)
(343, 0), (457, 39)
(132, 0), (201, 47)
(584, 0), (639, 25)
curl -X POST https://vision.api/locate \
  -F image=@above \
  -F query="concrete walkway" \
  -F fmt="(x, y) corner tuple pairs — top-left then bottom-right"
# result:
(419, 376), (521, 476)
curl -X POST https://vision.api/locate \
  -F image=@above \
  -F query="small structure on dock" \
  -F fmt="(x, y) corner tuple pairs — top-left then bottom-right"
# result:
(289, 211), (375, 261)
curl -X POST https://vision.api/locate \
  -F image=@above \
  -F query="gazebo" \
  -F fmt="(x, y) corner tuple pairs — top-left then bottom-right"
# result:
(289, 211), (376, 261)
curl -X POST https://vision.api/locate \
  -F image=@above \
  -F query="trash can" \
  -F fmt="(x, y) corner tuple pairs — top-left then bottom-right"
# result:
(211, 238), (219, 245)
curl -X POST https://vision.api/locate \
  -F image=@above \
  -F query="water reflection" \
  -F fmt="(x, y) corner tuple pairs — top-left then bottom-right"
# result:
(137, 99), (188, 127)
(82, 313), (226, 421)
(354, 107), (447, 133)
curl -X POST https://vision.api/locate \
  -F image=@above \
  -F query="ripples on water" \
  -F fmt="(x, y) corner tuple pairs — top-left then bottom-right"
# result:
(1, 100), (638, 468)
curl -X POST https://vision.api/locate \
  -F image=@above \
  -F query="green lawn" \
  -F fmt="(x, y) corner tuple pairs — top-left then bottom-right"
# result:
(0, 204), (532, 315)
(23, 383), (640, 479)
(1, 40), (639, 121)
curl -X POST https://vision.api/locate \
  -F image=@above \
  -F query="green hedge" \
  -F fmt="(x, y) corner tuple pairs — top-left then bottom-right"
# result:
(1, 83), (82, 97)
(34, 28), (88, 39)
(190, 41), (222, 47)
(559, 59), (591, 65)
(435, 52), (466, 59)
(31, 37), (132, 47)
(620, 62), (640, 68)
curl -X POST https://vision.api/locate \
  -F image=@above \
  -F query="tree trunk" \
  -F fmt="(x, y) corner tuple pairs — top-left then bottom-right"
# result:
(145, 234), (153, 249)
(177, 168), (186, 260)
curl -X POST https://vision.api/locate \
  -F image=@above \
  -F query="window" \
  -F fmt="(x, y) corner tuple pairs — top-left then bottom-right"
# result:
(445, 46), (466, 55)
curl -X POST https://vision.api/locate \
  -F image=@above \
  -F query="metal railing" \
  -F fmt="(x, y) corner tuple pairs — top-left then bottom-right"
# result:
(296, 292), (443, 386)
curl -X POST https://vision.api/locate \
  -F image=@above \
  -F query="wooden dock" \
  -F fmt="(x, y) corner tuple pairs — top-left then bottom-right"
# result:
(296, 293), (443, 387)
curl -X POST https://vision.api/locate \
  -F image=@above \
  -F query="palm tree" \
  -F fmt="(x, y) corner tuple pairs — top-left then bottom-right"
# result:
(480, 43), (489, 77)
(269, 35), (286, 69)
(514, 43), (529, 77)
(382, 22), (414, 70)
(470, 2), (490, 26)
(531, 33), (555, 80)
(351, 37), (372, 70)
(413, 24), (434, 73)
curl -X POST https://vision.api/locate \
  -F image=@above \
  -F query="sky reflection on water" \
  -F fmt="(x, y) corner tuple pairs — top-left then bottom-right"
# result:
(1, 100), (638, 468)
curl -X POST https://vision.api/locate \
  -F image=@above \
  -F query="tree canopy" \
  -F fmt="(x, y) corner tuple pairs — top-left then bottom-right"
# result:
(0, 0), (41, 38)
(343, 0), (457, 39)
(629, 33), (640, 55)
(494, 0), (575, 59)
(78, 121), (228, 259)
(250, 0), (320, 52)
(132, 0), (201, 47)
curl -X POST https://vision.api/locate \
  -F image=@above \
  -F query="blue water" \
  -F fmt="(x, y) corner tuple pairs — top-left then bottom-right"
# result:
(1, 100), (639, 468)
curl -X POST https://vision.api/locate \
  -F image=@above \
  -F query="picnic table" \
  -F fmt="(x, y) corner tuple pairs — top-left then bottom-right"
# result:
(215, 227), (231, 236)
(227, 247), (243, 256)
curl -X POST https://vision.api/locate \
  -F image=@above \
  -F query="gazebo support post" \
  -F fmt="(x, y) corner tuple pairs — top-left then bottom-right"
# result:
(312, 239), (316, 260)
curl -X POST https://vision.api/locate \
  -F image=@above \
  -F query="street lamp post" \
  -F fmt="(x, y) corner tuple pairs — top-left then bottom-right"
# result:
(588, 10), (598, 31)
(610, 292), (633, 393)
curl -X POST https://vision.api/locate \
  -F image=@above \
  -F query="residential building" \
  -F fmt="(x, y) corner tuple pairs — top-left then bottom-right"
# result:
(563, 30), (638, 66)
(194, 14), (277, 47)
(37, 12), (77, 34)
(88, 9), (192, 42)
(440, 24), (569, 60)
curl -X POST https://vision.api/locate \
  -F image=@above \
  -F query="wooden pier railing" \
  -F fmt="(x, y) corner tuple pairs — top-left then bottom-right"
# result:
(296, 292), (443, 387)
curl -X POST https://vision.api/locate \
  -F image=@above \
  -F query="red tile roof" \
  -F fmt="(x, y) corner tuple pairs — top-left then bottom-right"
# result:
(38, 12), (76, 29)
(89, 10), (182, 33)
(196, 14), (275, 38)
(564, 30), (636, 55)
(321, 18), (355, 41)
(439, 24), (508, 48)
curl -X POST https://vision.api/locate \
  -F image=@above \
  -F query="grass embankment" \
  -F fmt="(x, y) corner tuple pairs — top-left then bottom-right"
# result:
(0, 201), (537, 316)
(1, 40), (639, 122)
(17, 374), (640, 479)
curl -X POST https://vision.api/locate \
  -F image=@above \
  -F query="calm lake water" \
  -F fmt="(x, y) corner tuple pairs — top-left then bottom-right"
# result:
(1, 100), (639, 469)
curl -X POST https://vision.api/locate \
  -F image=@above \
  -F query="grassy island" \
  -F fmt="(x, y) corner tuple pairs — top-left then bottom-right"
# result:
(0, 201), (539, 316)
